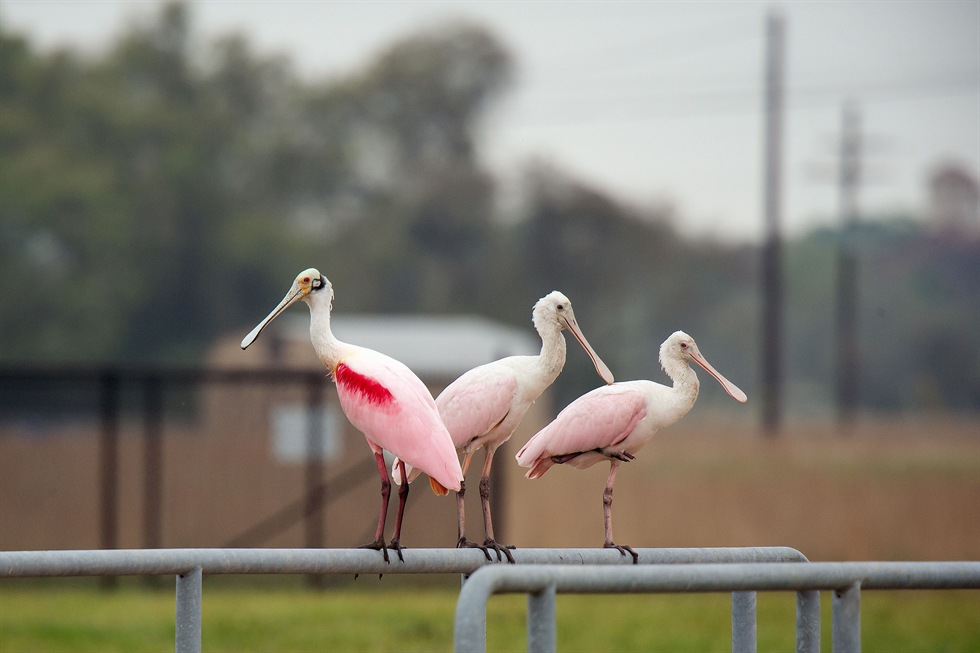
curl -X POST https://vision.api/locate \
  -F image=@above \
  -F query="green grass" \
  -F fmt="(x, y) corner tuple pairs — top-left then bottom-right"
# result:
(1, 581), (978, 652)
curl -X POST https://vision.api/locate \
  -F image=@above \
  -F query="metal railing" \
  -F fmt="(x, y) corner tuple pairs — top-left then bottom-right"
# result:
(1, 546), (807, 653)
(454, 561), (980, 653)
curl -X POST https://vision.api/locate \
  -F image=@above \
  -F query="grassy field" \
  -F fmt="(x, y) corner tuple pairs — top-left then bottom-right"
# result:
(1, 581), (978, 652)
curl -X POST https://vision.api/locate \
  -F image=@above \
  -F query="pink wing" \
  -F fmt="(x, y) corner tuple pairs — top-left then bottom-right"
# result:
(334, 348), (462, 492)
(437, 363), (519, 449)
(516, 385), (647, 473)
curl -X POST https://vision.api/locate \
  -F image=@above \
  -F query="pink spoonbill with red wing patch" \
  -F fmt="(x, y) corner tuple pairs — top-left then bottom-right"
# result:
(241, 268), (463, 563)
(515, 331), (746, 563)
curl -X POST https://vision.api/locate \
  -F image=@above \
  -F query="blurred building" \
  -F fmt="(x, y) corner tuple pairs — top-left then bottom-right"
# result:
(928, 162), (980, 239)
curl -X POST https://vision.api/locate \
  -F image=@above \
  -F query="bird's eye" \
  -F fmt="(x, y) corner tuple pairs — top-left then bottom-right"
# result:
(680, 343), (688, 349)
(556, 304), (564, 310)
(303, 277), (311, 284)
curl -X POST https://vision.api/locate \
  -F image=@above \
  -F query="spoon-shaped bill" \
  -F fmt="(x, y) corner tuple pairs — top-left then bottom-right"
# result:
(561, 315), (615, 385)
(689, 349), (747, 403)
(241, 284), (303, 349)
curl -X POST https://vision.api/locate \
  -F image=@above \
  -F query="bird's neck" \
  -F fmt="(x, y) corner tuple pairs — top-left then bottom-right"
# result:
(663, 357), (700, 407)
(306, 292), (344, 369)
(535, 325), (567, 384)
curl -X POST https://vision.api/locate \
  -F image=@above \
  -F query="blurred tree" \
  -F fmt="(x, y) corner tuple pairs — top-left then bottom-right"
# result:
(0, 2), (976, 415)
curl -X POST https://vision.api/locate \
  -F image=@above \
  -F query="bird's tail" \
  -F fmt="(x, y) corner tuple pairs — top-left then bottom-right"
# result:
(525, 457), (554, 480)
(391, 458), (422, 485)
(429, 476), (450, 496)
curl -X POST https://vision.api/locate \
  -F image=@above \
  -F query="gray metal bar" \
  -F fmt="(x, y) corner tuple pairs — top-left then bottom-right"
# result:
(796, 589), (820, 653)
(305, 377), (326, 590)
(99, 371), (120, 590)
(175, 566), (202, 653)
(527, 583), (556, 653)
(0, 546), (808, 578)
(453, 562), (980, 653)
(732, 591), (757, 653)
(832, 581), (861, 653)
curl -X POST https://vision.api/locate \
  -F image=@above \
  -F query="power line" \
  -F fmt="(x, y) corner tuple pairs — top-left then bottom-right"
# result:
(503, 76), (978, 128)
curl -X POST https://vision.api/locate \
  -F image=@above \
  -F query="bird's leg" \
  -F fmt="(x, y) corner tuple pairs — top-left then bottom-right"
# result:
(357, 449), (390, 564)
(456, 451), (489, 559)
(388, 460), (409, 562)
(479, 447), (515, 563)
(601, 461), (638, 564)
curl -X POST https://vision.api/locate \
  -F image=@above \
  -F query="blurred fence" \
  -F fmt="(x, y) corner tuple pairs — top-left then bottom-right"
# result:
(0, 366), (467, 561)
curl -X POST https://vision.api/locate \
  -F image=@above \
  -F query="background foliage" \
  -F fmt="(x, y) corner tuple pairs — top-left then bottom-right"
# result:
(1, 2), (977, 413)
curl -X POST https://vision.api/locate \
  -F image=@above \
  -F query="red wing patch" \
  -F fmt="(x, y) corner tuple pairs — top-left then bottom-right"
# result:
(335, 362), (395, 407)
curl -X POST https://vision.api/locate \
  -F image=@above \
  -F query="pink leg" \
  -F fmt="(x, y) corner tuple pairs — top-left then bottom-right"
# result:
(602, 460), (637, 564)
(358, 448), (390, 563)
(389, 460), (409, 562)
(479, 447), (514, 563)
(457, 451), (492, 560)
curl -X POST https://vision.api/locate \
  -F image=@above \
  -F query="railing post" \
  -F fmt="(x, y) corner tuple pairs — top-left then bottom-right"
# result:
(99, 371), (120, 590)
(796, 589), (820, 653)
(143, 374), (164, 588)
(305, 374), (325, 589)
(175, 566), (202, 653)
(527, 583), (557, 653)
(832, 581), (861, 653)
(732, 591), (757, 653)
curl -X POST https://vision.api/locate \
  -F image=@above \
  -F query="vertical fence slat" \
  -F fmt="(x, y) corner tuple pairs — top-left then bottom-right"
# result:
(832, 581), (861, 653)
(732, 591), (757, 653)
(305, 375), (325, 589)
(796, 589), (820, 653)
(143, 374), (164, 550)
(527, 583), (557, 653)
(175, 566), (202, 653)
(99, 372), (120, 590)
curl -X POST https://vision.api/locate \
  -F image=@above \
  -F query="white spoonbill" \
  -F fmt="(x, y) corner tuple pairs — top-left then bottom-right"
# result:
(515, 331), (746, 563)
(395, 291), (614, 562)
(241, 269), (463, 562)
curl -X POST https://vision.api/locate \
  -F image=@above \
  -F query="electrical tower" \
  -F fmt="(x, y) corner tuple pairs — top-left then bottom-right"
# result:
(836, 101), (862, 430)
(760, 10), (786, 437)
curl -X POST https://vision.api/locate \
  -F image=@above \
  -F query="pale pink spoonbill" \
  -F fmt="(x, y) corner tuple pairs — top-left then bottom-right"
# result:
(515, 331), (746, 563)
(241, 269), (463, 562)
(394, 291), (614, 562)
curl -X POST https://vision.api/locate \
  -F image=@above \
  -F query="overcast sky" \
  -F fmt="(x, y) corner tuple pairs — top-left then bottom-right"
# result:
(2, 1), (977, 242)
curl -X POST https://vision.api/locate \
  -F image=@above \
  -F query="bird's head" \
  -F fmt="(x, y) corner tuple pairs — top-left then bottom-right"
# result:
(661, 331), (747, 403)
(241, 268), (332, 349)
(534, 291), (615, 384)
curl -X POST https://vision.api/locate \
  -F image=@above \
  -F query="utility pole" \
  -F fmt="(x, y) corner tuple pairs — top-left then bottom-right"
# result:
(760, 9), (786, 437)
(836, 101), (861, 431)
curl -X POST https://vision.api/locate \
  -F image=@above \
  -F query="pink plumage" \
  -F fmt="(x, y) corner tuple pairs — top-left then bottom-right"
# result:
(334, 349), (461, 493)
(515, 331), (747, 563)
(517, 385), (648, 479)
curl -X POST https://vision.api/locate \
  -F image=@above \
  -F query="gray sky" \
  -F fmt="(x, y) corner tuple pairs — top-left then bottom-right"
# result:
(2, 0), (977, 242)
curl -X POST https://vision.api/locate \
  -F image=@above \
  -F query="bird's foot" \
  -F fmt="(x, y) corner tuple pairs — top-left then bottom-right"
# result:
(388, 539), (405, 563)
(358, 539), (389, 564)
(483, 539), (516, 564)
(457, 537), (493, 561)
(604, 541), (639, 564)
(609, 451), (635, 462)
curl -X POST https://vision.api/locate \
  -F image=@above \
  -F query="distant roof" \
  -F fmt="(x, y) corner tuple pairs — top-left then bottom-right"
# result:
(279, 314), (539, 377)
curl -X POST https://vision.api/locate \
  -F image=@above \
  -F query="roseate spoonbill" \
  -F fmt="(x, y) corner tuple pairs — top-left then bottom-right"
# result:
(515, 331), (746, 563)
(394, 291), (614, 562)
(241, 269), (463, 562)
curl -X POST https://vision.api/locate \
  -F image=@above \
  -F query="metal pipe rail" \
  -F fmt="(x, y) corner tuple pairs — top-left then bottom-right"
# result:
(1, 546), (806, 653)
(0, 546), (807, 578)
(453, 561), (980, 653)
